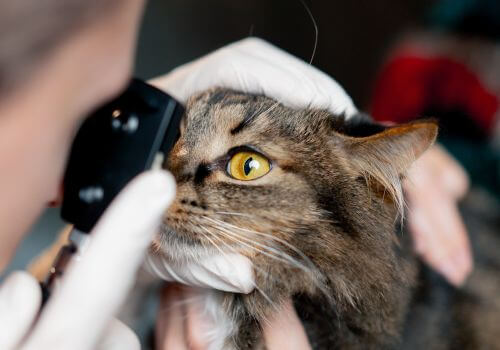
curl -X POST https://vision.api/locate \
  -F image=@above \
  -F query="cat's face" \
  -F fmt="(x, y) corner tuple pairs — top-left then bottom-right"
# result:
(154, 88), (436, 302)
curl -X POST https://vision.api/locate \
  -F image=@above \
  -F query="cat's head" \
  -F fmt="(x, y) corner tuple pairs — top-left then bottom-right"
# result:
(154, 88), (436, 308)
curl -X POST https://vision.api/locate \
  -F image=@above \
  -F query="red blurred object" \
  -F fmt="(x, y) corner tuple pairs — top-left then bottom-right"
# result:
(370, 53), (498, 134)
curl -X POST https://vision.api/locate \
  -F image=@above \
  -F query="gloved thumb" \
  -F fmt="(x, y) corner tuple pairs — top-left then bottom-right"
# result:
(96, 319), (140, 350)
(0, 271), (41, 350)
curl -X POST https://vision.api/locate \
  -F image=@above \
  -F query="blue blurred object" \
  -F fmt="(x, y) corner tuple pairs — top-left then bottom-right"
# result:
(429, 0), (500, 40)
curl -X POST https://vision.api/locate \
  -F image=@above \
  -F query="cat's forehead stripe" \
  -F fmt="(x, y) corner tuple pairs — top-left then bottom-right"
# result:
(230, 104), (266, 135)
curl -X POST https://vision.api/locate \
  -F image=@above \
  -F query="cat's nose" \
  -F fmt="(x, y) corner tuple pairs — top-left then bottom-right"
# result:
(171, 184), (208, 211)
(180, 198), (208, 210)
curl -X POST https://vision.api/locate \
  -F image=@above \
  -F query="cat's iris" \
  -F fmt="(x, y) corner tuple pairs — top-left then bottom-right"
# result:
(227, 151), (270, 180)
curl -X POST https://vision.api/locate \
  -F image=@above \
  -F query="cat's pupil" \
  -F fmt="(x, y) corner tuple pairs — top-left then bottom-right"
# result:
(244, 157), (254, 176)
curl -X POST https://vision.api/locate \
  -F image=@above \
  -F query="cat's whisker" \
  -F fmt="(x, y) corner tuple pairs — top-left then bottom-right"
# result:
(215, 210), (336, 228)
(201, 224), (297, 310)
(298, 0), (318, 65)
(205, 215), (331, 298)
(205, 222), (297, 272)
(201, 219), (305, 284)
(215, 211), (253, 217)
(214, 215), (313, 260)
(206, 220), (333, 312)
(199, 225), (273, 281)
(203, 216), (310, 273)
(199, 224), (280, 313)
(207, 216), (319, 275)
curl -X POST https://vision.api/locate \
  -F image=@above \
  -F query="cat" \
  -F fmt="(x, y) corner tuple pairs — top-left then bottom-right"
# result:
(150, 87), (500, 350)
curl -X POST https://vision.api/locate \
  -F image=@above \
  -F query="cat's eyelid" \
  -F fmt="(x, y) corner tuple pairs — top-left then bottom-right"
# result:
(226, 145), (270, 159)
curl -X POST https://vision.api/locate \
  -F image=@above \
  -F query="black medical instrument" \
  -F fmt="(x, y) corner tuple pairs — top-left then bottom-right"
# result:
(40, 79), (184, 305)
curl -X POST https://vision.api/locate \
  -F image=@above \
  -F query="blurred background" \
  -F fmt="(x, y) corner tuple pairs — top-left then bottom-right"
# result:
(4, 0), (499, 343)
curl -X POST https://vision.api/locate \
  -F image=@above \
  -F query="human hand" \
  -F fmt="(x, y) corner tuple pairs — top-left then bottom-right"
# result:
(0, 170), (175, 350)
(406, 145), (472, 286)
(155, 285), (312, 350)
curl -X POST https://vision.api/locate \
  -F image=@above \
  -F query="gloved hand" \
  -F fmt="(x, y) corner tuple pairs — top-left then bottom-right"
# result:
(150, 37), (357, 115)
(0, 170), (175, 350)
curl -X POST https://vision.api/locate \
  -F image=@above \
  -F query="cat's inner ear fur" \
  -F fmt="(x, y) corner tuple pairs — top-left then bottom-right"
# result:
(340, 120), (438, 215)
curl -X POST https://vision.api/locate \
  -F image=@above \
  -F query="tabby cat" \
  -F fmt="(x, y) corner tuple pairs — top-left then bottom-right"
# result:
(151, 88), (500, 349)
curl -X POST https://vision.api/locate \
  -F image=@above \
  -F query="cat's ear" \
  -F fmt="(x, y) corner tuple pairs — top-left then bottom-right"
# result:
(342, 120), (438, 213)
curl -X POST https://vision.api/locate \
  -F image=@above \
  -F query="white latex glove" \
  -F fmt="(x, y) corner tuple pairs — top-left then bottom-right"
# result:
(145, 38), (358, 295)
(144, 252), (254, 294)
(0, 170), (175, 350)
(150, 37), (357, 116)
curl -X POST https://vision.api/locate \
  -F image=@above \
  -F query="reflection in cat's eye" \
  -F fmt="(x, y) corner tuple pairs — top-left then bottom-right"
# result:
(227, 151), (271, 181)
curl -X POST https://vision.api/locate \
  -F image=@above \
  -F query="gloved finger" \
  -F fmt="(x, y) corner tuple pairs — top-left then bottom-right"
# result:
(144, 252), (254, 293)
(407, 180), (472, 286)
(24, 170), (175, 350)
(183, 288), (223, 350)
(156, 285), (189, 350)
(262, 299), (312, 350)
(157, 287), (312, 350)
(96, 319), (140, 350)
(0, 271), (41, 350)
(431, 146), (469, 200)
(150, 38), (357, 117)
(409, 145), (469, 200)
(409, 195), (472, 286)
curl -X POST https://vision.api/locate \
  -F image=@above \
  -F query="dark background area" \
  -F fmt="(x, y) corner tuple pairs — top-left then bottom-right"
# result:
(135, 0), (432, 109)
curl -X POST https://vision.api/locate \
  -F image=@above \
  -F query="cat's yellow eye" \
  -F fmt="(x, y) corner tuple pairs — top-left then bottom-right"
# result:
(227, 151), (271, 181)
